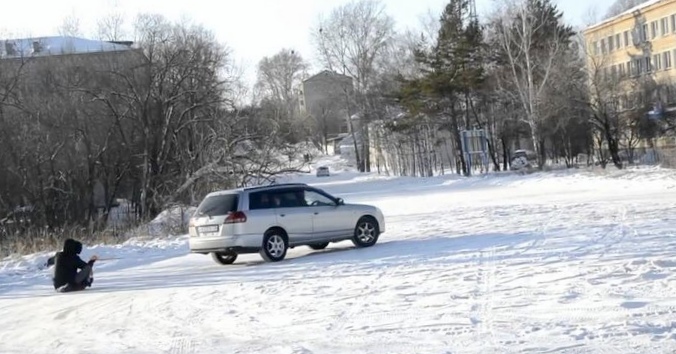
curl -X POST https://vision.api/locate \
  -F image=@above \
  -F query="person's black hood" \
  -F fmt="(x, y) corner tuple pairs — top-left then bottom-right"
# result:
(63, 238), (83, 255)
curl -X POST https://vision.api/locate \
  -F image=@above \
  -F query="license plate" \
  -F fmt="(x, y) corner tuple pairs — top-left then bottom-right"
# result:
(198, 225), (219, 234)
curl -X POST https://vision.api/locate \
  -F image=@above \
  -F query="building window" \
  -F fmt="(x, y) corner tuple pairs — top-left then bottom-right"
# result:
(664, 51), (672, 69)
(601, 38), (607, 54)
(653, 54), (662, 71)
(624, 31), (630, 47)
(645, 56), (652, 73)
(632, 59), (640, 76)
(619, 62), (626, 78)
(672, 15), (676, 33)
(661, 17), (669, 35)
(615, 34), (621, 49)
(651, 21), (658, 39)
(608, 36), (614, 51)
(4, 41), (16, 56)
(642, 24), (648, 42)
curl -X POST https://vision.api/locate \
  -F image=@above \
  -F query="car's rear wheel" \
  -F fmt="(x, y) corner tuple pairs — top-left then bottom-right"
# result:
(260, 229), (288, 262)
(308, 242), (329, 250)
(352, 216), (379, 248)
(211, 251), (237, 265)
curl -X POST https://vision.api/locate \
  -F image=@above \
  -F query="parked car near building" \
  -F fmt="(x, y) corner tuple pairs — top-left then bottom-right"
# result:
(316, 166), (330, 177)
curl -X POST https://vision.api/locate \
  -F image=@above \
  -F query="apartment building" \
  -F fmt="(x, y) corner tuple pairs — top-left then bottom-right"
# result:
(584, 0), (676, 155)
(584, 0), (676, 95)
(0, 36), (147, 209)
(299, 70), (355, 139)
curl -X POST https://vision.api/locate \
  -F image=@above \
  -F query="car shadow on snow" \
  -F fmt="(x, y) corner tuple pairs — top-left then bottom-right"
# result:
(52, 231), (547, 295)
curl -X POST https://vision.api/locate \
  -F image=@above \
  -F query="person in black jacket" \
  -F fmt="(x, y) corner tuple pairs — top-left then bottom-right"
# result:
(47, 238), (98, 292)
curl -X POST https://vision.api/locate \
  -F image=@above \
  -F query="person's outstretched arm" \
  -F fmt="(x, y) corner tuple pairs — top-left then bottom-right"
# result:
(75, 255), (97, 269)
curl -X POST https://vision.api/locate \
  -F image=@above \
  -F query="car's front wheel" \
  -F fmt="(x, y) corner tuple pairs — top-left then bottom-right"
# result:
(211, 251), (237, 265)
(260, 229), (288, 262)
(352, 216), (379, 248)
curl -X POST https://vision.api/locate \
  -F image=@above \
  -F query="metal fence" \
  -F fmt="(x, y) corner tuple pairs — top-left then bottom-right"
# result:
(628, 147), (676, 168)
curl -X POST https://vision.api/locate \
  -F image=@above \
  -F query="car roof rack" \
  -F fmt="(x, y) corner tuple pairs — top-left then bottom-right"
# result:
(243, 183), (309, 191)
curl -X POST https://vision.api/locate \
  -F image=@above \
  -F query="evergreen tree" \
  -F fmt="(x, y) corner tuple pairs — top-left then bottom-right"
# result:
(396, 0), (487, 175)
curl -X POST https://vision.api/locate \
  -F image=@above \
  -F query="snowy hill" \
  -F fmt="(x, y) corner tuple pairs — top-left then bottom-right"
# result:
(1, 163), (676, 353)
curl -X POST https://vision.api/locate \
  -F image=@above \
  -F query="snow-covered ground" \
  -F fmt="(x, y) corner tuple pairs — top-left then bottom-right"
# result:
(2, 157), (676, 353)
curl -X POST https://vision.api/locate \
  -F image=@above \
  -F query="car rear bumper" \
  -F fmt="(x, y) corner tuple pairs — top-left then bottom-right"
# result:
(189, 234), (264, 254)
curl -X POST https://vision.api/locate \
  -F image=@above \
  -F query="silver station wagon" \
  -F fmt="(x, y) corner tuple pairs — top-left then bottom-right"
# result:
(188, 183), (385, 264)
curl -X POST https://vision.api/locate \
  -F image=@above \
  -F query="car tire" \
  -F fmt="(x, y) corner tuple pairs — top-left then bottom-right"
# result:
(352, 216), (379, 248)
(211, 251), (237, 265)
(308, 242), (329, 250)
(260, 229), (288, 262)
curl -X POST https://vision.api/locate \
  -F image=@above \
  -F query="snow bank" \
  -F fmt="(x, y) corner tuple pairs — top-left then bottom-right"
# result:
(0, 235), (188, 286)
(142, 205), (196, 237)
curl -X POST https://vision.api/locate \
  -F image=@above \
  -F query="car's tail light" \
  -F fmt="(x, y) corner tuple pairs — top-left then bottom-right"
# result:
(224, 211), (247, 224)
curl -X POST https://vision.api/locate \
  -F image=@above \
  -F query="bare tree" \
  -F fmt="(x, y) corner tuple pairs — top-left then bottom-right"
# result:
(97, 11), (127, 41)
(418, 9), (441, 45)
(0, 13), (315, 256)
(311, 0), (396, 171)
(312, 0), (395, 91)
(539, 38), (591, 167)
(578, 34), (627, 168)
(582, 4), (601, 27)
(255, 49), (307, 104)
(253, 49), (309, 143)
(57, 13), (82, 37)
(491, 0), (573, 169)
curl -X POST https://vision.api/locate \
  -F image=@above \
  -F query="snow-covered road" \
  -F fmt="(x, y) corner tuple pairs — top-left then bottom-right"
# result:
(2, 167), (676, 353)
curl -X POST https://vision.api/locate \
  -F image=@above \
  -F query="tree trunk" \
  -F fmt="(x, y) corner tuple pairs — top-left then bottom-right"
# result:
(502, 137), (509, 171)
(450, 106), (468, 176)
(604, 127), (623, 169)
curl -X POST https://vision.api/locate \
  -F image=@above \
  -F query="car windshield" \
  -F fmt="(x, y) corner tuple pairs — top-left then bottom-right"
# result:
(196, 194), (239, 217)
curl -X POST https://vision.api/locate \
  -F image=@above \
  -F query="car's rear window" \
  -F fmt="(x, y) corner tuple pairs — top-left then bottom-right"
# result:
(196, 194), (239, 217)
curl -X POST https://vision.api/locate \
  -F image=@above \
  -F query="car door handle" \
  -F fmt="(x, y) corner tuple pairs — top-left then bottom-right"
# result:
(314, 212), (319, 215)
(280, 214), (285, 217)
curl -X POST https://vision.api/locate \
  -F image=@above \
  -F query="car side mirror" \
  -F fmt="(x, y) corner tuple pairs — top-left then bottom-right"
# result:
(336, 198), (344, 205)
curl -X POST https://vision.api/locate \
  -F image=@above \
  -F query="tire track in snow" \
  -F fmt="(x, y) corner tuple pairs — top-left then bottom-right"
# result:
(166, 292), (200, 354)
(492, 204), (674, 352)
(470, 244), (498, 352)
(321, 265), (468, 352)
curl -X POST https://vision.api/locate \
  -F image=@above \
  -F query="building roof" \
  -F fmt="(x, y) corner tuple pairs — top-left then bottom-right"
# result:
(0, 36), (133, 59)
(303, 69), (353, 83)
(585, 0), (664, 32)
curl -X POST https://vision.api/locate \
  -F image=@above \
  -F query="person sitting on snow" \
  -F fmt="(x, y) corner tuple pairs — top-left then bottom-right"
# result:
(46, 238), (98, 292)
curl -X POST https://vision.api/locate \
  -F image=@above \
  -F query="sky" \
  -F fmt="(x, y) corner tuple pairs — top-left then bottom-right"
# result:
(0, 0), (617, 85)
